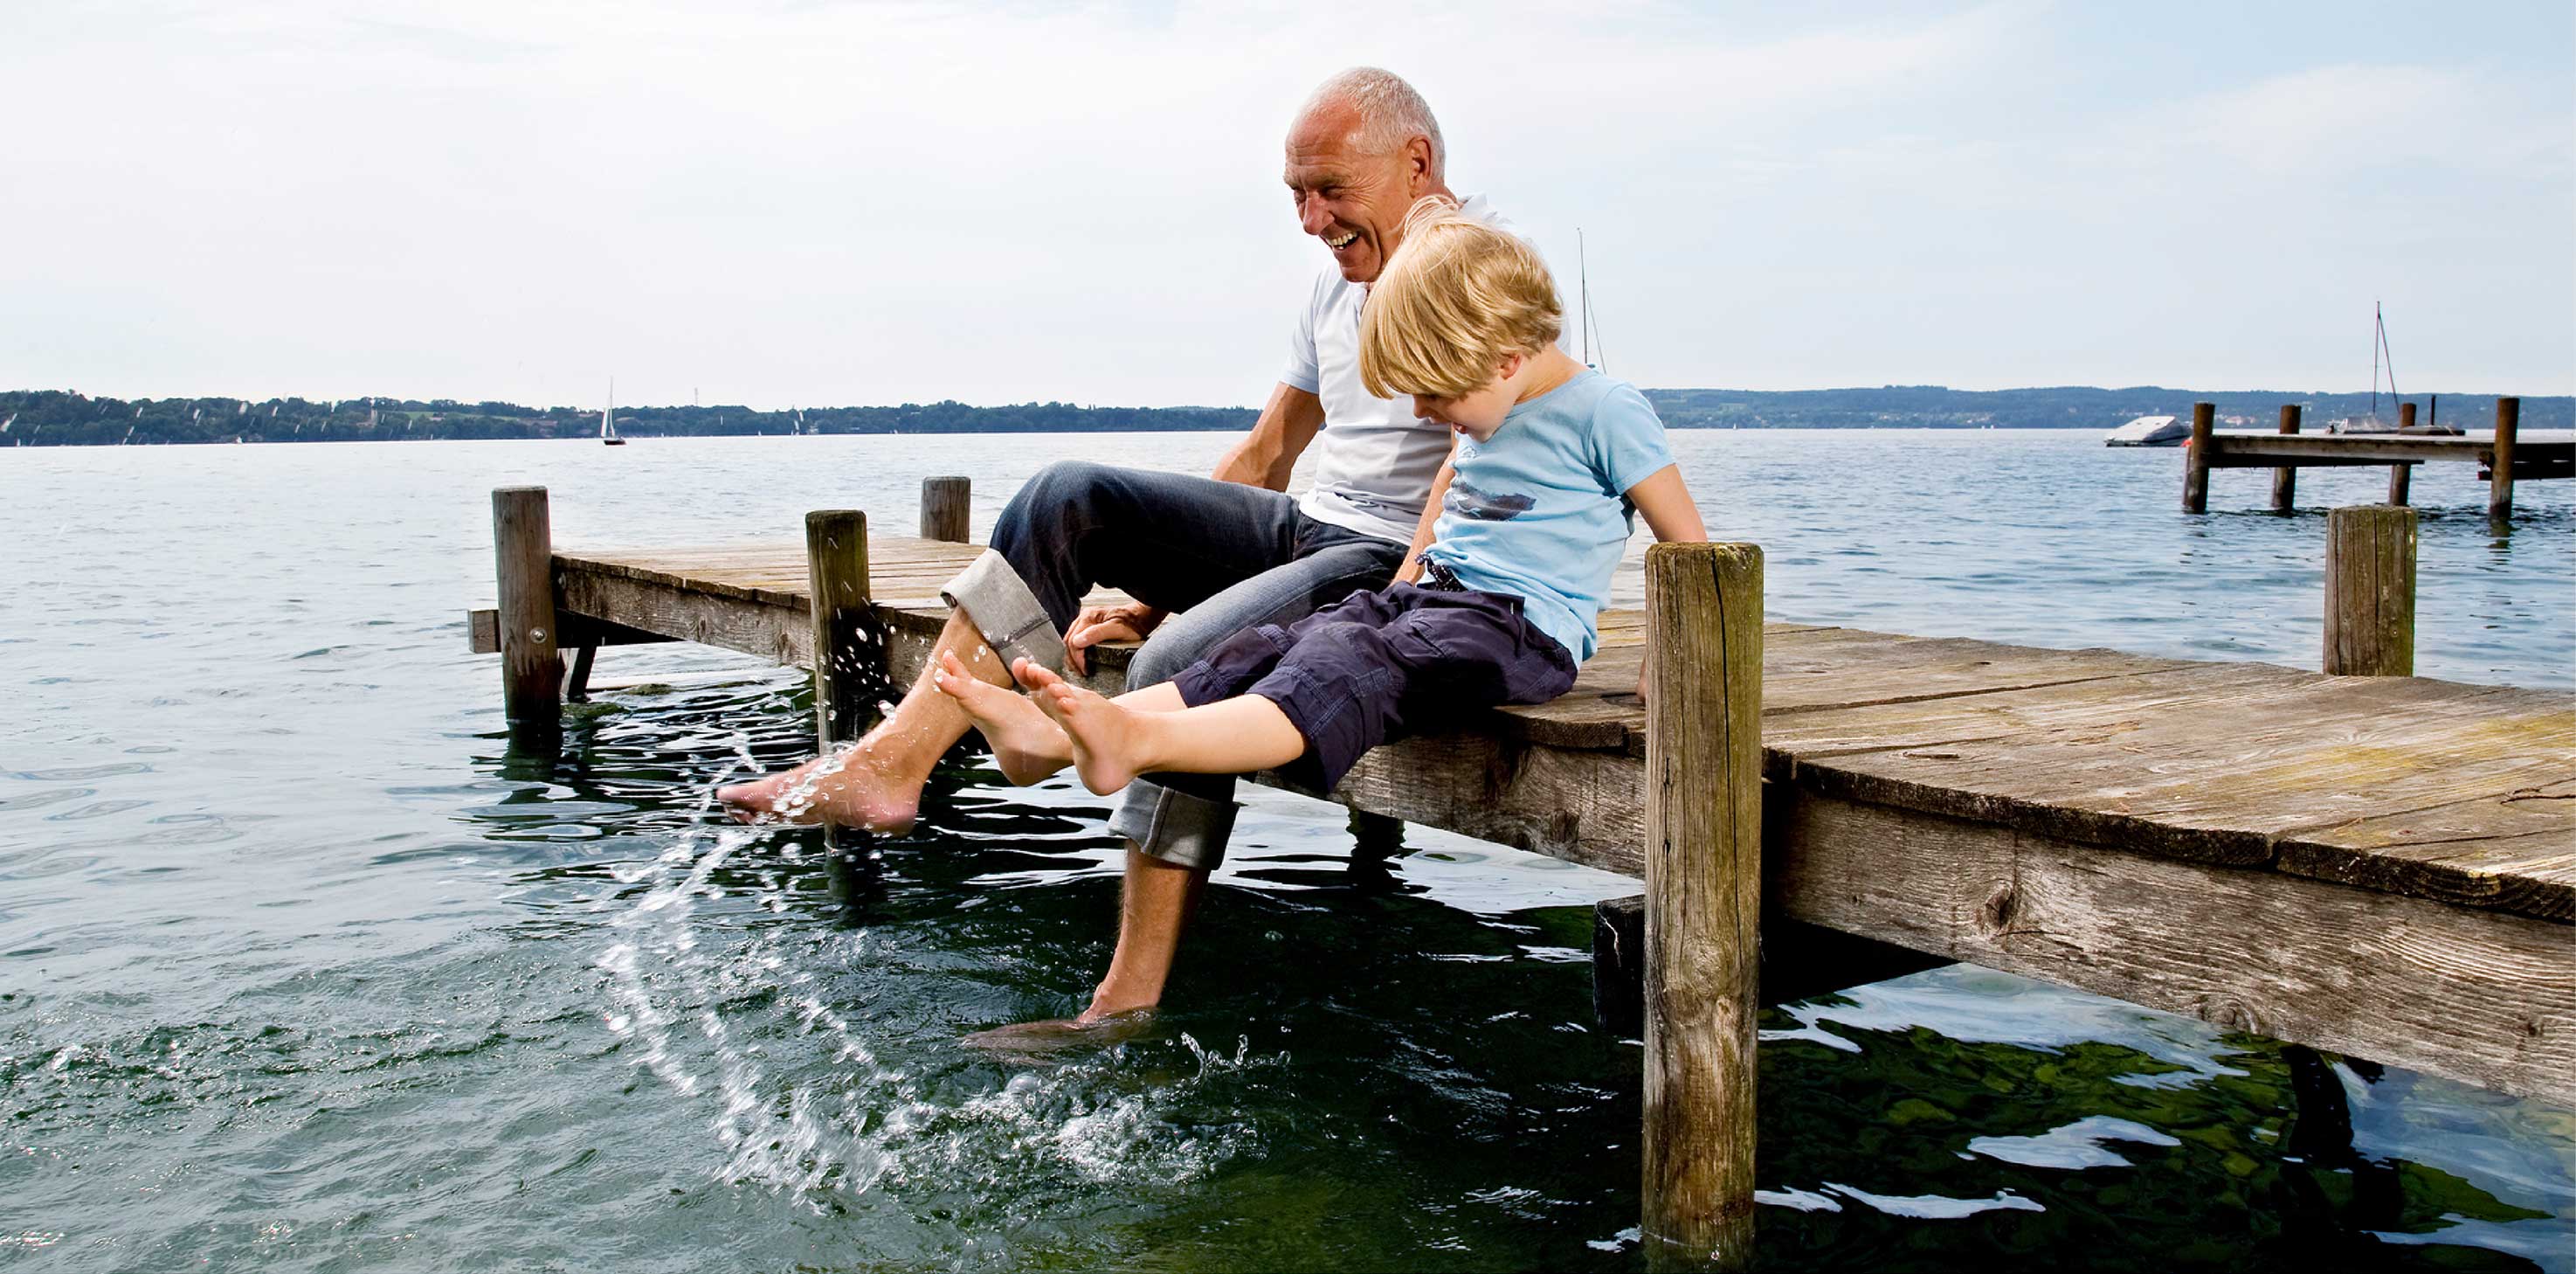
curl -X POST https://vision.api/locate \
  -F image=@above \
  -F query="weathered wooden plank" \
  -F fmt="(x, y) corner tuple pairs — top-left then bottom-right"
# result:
(466, 606), (677, 654)
(557, 566), (810, 667)
(1769, 789), (2576, 1104)
(2277, 778), (2576, 921)
(1788, 672), (2573, 866)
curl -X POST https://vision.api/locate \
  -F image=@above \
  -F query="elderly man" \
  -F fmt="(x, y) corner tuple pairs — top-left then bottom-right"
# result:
(722, 67), (1504, 1025)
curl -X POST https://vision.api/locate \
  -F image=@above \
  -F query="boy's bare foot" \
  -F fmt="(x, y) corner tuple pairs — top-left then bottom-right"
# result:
(1019, 664), (1153, 796)
(929, 650), (1072, 785)
(715, 733), (924, 833)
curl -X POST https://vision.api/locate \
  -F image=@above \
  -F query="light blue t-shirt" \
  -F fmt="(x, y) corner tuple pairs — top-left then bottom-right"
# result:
(1420, 371), (1676, 661)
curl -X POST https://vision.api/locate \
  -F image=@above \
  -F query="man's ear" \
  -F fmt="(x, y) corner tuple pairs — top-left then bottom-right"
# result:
(1403, 135), (1436, 194)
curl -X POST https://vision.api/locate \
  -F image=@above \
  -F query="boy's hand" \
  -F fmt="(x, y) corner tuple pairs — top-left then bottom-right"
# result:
(1065, 601), (1166, 675)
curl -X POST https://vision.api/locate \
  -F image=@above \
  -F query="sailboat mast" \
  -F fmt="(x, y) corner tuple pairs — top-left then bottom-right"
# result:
(1578, 229), (1590, 369)
(2370, 303), (2382, 419)
(602, 378), (613, 440)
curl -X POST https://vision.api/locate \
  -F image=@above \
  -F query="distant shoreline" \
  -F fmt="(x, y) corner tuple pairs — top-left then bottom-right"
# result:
(4, 386), (2566, 447)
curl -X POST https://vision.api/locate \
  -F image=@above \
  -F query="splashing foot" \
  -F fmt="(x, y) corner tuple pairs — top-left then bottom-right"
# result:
(716, 733), (923, 833)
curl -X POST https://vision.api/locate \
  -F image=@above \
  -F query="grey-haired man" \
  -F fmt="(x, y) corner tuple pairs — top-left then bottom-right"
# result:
(724, 67), (1506, 1028)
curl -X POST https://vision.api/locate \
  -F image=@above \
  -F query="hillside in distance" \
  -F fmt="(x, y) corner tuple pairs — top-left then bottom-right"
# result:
(3, 385), (2565, 446)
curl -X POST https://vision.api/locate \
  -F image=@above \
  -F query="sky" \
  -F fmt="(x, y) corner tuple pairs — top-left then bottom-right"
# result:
(3, 0), (2569, 410)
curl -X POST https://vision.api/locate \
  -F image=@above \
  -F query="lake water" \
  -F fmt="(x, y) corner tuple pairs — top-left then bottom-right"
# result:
(3, 431), (2570, 1271)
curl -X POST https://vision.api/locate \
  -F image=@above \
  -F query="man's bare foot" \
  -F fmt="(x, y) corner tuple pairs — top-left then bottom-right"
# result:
(929, 650), (1072, 785)
(715, 732), (925, 833)
(1019, 664), (1153, 796)
(962, 1007), (1159, 1058)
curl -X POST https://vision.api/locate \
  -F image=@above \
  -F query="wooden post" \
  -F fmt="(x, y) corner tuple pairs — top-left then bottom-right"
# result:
(2270, 405), (2300, 513)
(2324, 505), (2414, 676)
(2490, 397), (2520, 523)
(492, 487), (563, 731)
(2387, 403), (2414, 505)
(2183, 402), (2214, 513)
(920, 476), (972, 544)
(1641, 541), (1763, 1272)
(806, 510), (874, 860)
(805, 510), (874, 745)
(564, 643), (597, 703)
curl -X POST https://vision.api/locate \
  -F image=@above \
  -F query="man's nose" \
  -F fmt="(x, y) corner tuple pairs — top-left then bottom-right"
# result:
(1298, 194), (1330, 235)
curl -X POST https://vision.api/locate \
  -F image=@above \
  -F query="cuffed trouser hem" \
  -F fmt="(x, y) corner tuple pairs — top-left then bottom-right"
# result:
(939, 550), (1066, 677)
(1107, 779), (1240, 873)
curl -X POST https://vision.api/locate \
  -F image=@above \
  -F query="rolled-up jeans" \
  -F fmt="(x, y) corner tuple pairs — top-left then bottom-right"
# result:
(939, 460), (1405, 870)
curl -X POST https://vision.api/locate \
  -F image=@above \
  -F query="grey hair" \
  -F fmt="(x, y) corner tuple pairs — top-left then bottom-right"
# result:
(1303, 67), (1444, 176)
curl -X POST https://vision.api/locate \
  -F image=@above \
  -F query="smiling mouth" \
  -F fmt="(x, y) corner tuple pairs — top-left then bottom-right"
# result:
(1323, 230), (1357, 250)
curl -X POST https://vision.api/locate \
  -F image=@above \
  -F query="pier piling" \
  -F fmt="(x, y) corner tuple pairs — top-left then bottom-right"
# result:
(2324, 505), (2415, 676)
(920, 476), (972, 544)
(2388, 404), (2417, 505)
(492, 486), (563, 734)
(2183, 403), (2214, 513)
(1641, 541), (1764, 1272)
(2490, 397), (2520, 523)
(2271, 405), (2301, 513)
(805, 510), (874, 861)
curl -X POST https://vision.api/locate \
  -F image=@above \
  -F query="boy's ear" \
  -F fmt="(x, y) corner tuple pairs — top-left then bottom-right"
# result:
(1499, 351), (1526, 380)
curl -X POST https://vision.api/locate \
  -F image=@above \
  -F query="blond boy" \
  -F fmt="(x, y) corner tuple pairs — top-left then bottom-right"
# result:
(935, 201), (1708, 800)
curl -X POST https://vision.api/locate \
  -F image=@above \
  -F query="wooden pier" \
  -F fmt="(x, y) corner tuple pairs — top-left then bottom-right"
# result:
(472, 482), (2573, 1269)
(2183, 396), (2573, 517)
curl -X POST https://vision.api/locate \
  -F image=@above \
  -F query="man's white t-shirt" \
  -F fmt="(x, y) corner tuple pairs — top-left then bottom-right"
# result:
(1281, 193), (1511, 545)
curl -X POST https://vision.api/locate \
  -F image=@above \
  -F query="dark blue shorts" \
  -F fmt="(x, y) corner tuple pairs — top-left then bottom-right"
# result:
(1171, 582), (1578, 792)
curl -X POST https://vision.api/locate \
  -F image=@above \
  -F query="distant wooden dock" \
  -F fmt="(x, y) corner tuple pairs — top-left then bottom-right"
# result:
(471, 483), (2573, 1269)
(2182, 396), (2570, 515)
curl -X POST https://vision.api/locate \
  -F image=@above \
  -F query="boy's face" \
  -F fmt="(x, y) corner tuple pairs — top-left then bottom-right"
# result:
(1407, 360), (1518, 443)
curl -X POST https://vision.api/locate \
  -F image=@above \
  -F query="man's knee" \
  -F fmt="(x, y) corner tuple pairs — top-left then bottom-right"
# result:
(1126, 628), (1201, 689)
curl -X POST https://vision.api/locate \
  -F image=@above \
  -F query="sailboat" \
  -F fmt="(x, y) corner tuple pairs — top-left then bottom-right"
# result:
(601, 378), (626, 446)
(2329, 303), (2460, 436)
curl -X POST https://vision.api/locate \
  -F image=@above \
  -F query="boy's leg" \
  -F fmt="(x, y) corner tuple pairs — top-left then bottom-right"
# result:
(718, 461), (1315, 828)
(932, 654), (1190, 786)
(1022, 666), (1308, 794)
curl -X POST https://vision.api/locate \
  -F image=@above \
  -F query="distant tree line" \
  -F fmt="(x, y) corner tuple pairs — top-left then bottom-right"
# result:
(3, 385), (2564, 447)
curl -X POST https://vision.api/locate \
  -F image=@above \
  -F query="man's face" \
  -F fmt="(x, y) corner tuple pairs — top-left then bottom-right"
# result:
(1283, 101), (1431, 284)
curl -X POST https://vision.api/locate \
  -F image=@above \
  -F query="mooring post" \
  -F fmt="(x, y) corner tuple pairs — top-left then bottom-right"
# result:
(493, 486), (563, 733)
(920, 476), (972, 544)
(2324, 505), (2415, 676)
(2183, 402), (2214, 513)
(805, 510), (874, 860)
(2490, 397), (2520, 523)
(2386, 403), (2417, 505)
(1641, 540), (1764, 1272)
(2270, 404), (2301, 513)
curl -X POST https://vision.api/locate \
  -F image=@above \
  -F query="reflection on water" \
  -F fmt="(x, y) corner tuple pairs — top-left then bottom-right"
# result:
(1, 433), (2570, 1271)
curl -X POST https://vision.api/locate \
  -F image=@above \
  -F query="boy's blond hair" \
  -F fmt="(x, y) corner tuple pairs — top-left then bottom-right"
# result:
(1359, 197), (1564, 399)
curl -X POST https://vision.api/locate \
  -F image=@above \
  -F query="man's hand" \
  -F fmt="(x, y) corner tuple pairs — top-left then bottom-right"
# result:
(1064, 601), (1167, 675)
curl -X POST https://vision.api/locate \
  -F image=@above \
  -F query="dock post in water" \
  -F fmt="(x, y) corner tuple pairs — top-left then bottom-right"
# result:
(2387, 403), (2418, 505)
(1640, 541), (1764, 1272)
(492, 486), (563, 734)
(805, 510), (874, 860)
(920, 476), (972, 544)
(2271, 405), (2301, 513)
(2324, 505), (2415, 676)
(2182, 402), (2214, 513)
(2490, 397), (2520, 523)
